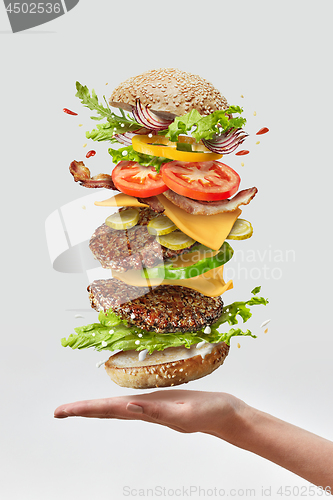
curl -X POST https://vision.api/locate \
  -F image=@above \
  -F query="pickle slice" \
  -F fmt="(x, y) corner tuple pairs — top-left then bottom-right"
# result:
(147, 215), (177, 236)
(156, 230), (196, 250)
(105, 208), (140, 230)
(227, 218), (253, 240)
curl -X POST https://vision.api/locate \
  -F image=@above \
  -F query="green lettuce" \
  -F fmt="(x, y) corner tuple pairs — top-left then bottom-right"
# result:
(61, 288), (268, 355)
(75, 82), (141, 138)
(108, 145), (172, 173)
(165, 106), (246, 142)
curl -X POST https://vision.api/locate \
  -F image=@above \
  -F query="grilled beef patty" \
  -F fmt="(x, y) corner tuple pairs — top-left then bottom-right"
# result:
(89, 207), (193, 273)
(88, 278), (223, 334)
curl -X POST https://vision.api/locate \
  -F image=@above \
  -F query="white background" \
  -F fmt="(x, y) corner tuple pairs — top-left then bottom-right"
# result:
(1, 1), (333, 499)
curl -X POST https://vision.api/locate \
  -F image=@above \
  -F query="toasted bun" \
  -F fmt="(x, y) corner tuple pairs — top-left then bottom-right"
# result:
(104, 342), (230, 389)
(109, 68), (229, 118)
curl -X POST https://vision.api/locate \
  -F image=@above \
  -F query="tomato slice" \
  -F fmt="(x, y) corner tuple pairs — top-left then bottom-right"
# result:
(112, 161), (168, 197)
(161, 161), (240, 201)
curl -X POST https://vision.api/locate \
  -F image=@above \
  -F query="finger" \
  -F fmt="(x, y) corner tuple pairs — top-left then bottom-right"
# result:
(54, 397), (135, 419)
(54, 395), (174, 422)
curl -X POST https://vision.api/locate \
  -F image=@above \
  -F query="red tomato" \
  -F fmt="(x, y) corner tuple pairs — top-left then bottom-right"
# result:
(112, 161), (168, 197)
(161, 161), (240, 201)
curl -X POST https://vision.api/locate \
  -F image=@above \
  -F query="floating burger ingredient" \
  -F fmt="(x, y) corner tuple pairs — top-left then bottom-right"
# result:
(62, 68), (268, 389)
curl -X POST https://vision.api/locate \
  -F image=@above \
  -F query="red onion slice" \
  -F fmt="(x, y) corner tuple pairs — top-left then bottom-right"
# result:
(113, 132), (135, 146)
(132, 100), (174, 131)
(203, 129), (248, 154)
(113, 127), (154, 146)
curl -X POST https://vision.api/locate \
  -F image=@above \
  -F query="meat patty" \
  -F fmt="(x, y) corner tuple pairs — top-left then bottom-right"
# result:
(88, 279), (224, 334)
(89, 207), (193, 273)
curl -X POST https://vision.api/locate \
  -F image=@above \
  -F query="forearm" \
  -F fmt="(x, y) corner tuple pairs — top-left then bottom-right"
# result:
(214, 403), (333, 489)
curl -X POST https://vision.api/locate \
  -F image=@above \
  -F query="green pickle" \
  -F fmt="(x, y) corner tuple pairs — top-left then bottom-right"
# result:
(147, 215), (177, 236)
(105, 208), (140, 230)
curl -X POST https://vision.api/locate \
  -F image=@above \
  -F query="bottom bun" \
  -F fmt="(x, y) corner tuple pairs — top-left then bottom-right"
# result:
(104, 342), (230, 389)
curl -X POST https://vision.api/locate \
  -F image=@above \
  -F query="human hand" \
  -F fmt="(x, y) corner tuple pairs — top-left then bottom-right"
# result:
(54, 389), (333, 487)
(54, 389), (246, 438)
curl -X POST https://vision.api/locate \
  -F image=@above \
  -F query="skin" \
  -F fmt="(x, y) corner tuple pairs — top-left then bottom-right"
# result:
(54, 390), (333, 489)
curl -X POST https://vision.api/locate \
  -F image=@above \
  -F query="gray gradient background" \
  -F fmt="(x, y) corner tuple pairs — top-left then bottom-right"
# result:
(1, 1), (333, 499)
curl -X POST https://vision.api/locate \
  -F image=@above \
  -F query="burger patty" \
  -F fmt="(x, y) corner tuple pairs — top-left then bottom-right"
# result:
(88, 279), (224, 334)
(89, 207), (193, 273)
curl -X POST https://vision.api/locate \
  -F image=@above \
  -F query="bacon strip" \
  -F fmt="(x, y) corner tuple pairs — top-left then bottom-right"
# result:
(69, 160), (117, 190)
(162, 188), (258, 215)
(69, 160), (165, 212)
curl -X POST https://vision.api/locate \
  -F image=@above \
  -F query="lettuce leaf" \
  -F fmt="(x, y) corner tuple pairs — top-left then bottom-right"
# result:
(166, 106), (246, 142)
(75, 82), (141, 136)
(211, 287), (269, 329)
(108, 145), (172, 173)
(61, 288), (268, 355)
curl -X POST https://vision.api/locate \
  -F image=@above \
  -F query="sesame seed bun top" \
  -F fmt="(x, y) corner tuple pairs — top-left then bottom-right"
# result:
(109, 68), (229, 117)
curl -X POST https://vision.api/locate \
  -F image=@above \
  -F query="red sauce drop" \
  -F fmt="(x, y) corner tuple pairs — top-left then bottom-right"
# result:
(256, 127), (269, 135)
(86, 150), (96, 158)
(235, 150), (250, 156)
(63, 108), (78, 116)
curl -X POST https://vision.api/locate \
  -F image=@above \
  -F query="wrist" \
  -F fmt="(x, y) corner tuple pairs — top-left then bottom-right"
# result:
(205, 393), (254, 445)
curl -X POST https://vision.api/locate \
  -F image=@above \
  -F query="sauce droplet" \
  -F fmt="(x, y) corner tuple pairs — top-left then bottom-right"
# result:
(63, 108), (78, 116)
(256, 127), (269, 135)
(86, 150), (96, 158)
(235, 150), (250, 156)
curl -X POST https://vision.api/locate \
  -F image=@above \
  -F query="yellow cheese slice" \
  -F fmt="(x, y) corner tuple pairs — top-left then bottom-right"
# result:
(94, 192), (241, 250)
(157, 195), (241, 250)
(112, 266), (233, 297)
(94, 193), (148, 207)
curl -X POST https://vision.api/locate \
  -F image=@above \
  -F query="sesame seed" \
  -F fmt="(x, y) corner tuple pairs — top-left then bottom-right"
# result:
(237, 343), (241, 348)
(256, 141), (260, 145)
(101, 341), (107, 347)
(260, 319), (271, 328)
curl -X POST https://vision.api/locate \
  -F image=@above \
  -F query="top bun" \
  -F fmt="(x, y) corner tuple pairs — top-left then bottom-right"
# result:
(109, 68), (229, 118)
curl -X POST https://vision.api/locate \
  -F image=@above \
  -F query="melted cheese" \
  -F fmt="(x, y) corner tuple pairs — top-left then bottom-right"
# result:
(94, 193), (241, 250)
(112, 265), (233, 297)
(95, 193), (148, 208)
(157, 195), (241, 250)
